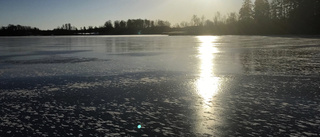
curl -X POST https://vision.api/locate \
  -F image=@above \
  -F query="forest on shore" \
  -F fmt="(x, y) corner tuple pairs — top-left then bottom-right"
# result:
(1, 0), (320, 36)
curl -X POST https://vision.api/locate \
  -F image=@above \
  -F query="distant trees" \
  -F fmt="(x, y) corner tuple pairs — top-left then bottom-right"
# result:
(191, 15), (201, 26)
(104, 20), (113, 29)
(78, 19), (171, 35)
(237, 0), (320, 34)
(114, 21), (120, 29)
(177, 0), (320, 35)
(268, 0), (320, 34)
(52, 23), (78, 35)
(226, 13), (238, 25)
(190, 15), (207, 27)
(287, 0), (320, 34)
(119, 20), (126, 28)
(57, 23), (76, 30)
(1, 0), (320, 36)
(0, 24), (40, 36)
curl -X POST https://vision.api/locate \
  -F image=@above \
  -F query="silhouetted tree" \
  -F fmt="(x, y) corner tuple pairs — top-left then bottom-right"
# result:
(144, 19), (151, 28)
(204, 20), (214, 27)
(239, 0), (255, 34)
(119, 20), (126, 28)
(226, 12), (238, 25)
(191, 15), (201, 26)
(213, 12), (222, 25)
(155, 20), (170, 27)
(254, 0), (270, 33)
(104, 20), (113, 29)
(180, 21), (189, 27)
(254, 0), (270, 22)
(239, 0), (254, 22)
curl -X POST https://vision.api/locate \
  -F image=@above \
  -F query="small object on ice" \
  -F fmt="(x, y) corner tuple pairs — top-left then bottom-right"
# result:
(137, 124), (142, 129)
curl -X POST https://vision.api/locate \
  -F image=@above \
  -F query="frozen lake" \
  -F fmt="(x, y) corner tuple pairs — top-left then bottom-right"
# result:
(1, 35), (320, 136)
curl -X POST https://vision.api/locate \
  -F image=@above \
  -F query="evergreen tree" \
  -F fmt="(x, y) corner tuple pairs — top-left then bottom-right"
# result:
(254, 0), (270, 23)
(239, 0), (254, 34)
(239, 0), (254, 22)
(254, 0), (270, 33)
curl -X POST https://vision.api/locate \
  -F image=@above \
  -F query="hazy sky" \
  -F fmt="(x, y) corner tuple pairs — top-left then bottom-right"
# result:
(0, 0), (243, 30)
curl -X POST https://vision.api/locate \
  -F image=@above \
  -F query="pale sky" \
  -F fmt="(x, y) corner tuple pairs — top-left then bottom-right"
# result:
(0, 0), (243, 30)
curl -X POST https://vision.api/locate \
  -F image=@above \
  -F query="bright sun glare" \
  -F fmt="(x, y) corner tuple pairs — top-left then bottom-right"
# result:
(196, 36), (220, 106)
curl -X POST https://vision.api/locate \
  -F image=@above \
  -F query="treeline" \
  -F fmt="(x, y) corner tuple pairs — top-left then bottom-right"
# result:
(0, 19), (171, 36)
(180, 0), (320, 35)
(0, 24), (41, 36)
(1, 0), (320, 36)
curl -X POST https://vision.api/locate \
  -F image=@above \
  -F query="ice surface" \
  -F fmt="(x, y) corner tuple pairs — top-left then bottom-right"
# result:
(1, 36), (320, 136)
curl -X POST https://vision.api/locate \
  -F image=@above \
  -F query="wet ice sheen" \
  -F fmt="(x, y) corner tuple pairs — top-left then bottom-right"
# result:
(0, 35), (320, 136)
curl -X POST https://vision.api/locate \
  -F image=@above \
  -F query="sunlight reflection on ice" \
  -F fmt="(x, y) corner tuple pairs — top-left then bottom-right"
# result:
(196, 36), (221, 106)
(194, 36), (222, 135)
